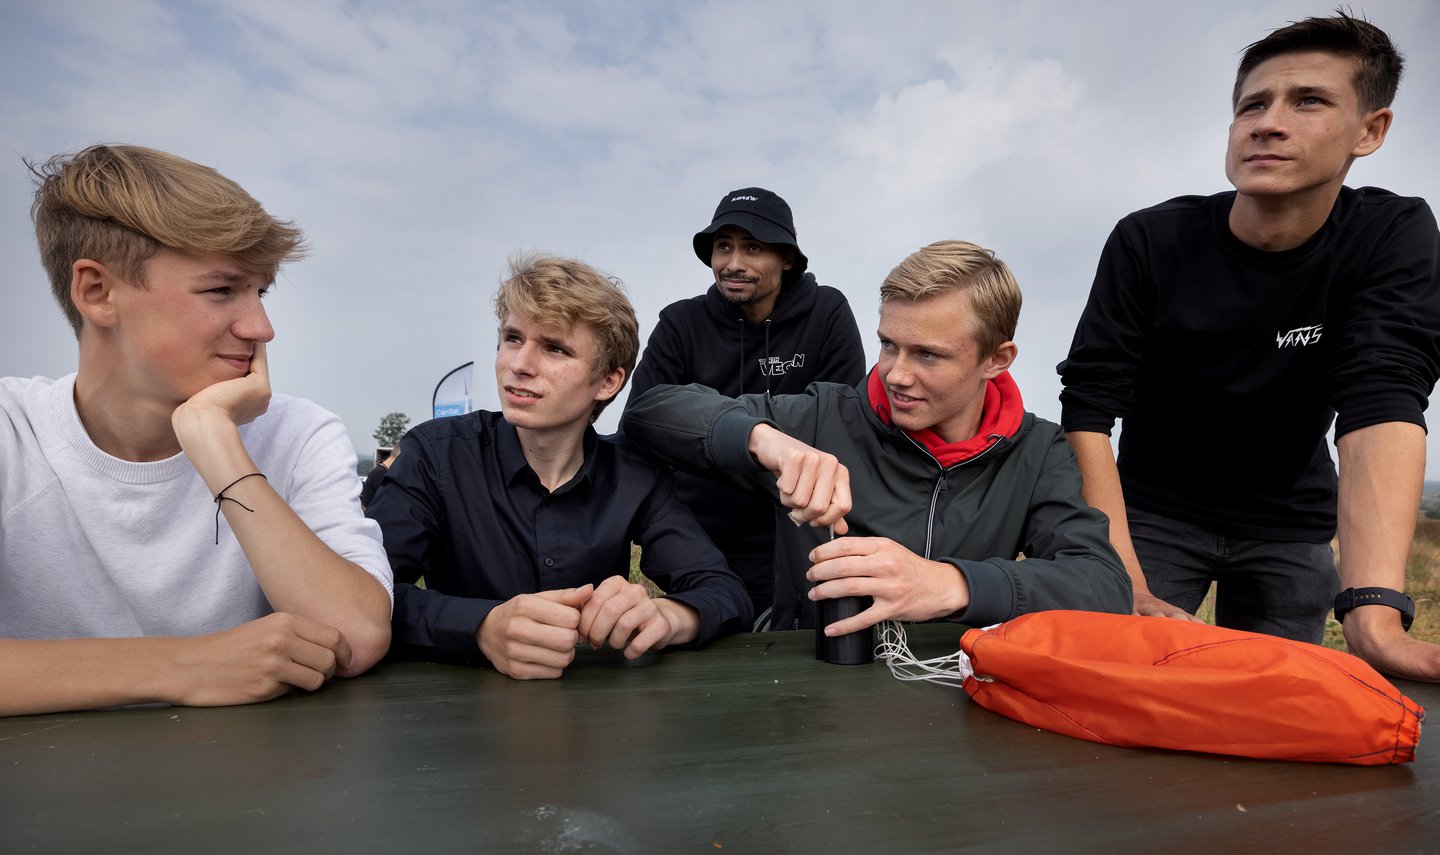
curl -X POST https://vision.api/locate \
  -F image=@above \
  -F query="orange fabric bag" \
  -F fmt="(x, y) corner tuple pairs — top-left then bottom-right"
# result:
(957, 611), (1423, 765)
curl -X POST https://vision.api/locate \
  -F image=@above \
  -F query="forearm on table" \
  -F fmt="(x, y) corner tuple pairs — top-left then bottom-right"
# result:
(182, 417), (392, 673)
(0, 637), (194, 716)
(635, 498), (755, 641)
(393, 583), (497, 660)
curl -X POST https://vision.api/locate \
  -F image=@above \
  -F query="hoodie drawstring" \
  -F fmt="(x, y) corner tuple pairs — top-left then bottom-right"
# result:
(763, 318), (774, 403)
(737, 319), (746, 395)
(738, 316), (777, 419)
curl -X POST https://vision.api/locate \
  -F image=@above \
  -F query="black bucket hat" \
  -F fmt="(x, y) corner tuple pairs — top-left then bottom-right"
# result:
(692, 187), (809, 282)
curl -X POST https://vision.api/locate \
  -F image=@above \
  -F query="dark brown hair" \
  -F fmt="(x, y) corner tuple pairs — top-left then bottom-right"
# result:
(1234, 9), (1404, 113)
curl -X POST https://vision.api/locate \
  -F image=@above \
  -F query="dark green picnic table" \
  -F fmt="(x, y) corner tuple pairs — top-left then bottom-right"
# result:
(2, 624), (1437, 853)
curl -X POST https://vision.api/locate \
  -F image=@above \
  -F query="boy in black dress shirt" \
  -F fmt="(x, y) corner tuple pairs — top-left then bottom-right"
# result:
(368, 255), (750, 678)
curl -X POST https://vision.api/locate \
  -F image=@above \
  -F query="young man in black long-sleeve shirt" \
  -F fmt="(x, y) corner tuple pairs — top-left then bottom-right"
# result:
(1058, 11), (1440, 680)
(368, 256), (750, 678)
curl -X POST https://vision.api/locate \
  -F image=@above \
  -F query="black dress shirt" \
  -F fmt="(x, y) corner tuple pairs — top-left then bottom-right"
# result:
(366, 410), (751, 661)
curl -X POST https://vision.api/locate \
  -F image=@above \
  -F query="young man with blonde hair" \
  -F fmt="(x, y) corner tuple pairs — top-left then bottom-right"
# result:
(624, 240), (1130, 633)
(367, 255), (750, 678)
(1, 144), (394, 716)
(1059, 11), (1440, 681)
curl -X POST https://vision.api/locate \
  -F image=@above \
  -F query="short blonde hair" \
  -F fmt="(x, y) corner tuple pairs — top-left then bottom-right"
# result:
(494, 254), (640, 422)
(30, 144), (307, 335)
(879, 240), (1021, 358)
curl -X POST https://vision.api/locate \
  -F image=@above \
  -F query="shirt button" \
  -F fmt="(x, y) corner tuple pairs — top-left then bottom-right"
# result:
(544, 558), (554, 567)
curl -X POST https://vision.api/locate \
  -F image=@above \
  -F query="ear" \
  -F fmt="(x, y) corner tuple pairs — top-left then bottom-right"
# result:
(594, 366), (626, 403)
(782, 248), (796, 271)
(981, 341), (1018, 380)
(1352, 107), (1393, 159)
(70, 259), (120, 330)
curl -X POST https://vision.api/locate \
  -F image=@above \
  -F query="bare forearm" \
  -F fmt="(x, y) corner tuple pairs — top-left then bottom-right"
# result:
(0, 637), (185, 716)
(3, 613), (357, 715)
(216, 479), (390, 673)
(1066, 431), (1146, 588)
(178, 413), (391, 673)
(1333, 422), (1440, 679)
(1336, 422), (1424, 591)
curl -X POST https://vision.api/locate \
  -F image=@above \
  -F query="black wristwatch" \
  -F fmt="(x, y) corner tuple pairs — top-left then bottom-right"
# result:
(1333, 587), (1415, 632)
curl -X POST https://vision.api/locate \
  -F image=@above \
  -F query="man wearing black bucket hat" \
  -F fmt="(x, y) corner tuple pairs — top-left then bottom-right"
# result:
(624, 188), (865, 618)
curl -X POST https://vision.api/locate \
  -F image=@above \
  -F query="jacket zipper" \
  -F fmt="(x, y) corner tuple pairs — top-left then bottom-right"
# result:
(902, 433), (1004, 560)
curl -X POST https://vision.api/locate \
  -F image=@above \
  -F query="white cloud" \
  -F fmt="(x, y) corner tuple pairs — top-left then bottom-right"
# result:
(3, 0), (1438, 476)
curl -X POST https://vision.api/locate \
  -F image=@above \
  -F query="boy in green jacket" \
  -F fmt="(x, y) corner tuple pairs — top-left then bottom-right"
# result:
(623, 240), (1131, 633)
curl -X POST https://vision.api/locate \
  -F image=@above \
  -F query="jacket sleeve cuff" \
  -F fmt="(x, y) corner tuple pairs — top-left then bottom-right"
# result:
(711, 409), (775, 471)
(944, 559), (1014, 627)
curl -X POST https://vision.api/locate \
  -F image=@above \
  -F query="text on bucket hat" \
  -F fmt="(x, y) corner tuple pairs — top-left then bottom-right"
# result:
(693, 187), (809, 281)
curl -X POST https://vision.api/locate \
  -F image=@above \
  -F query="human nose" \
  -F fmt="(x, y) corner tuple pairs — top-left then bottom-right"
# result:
(1251, 105), (1288, 138)
(883, 352), (912, 387)
(507, 340), (539, 376)
(235, 296), (275, 343)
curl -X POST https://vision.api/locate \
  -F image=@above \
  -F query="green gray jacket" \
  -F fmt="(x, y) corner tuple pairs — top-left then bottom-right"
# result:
(622, 381), (1132, 630)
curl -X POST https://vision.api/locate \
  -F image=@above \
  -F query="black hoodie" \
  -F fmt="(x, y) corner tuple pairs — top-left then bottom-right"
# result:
(625, 272), (866, 562)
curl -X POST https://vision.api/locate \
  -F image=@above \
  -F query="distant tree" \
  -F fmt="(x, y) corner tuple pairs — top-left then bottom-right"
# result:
(373, 412), (411, 448)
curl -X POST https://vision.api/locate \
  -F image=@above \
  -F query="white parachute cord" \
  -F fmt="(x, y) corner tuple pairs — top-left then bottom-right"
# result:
(874, 619), (983, 688)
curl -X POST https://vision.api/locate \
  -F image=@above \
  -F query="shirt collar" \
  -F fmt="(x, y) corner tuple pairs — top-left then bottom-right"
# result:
(497, 418), (600, 495)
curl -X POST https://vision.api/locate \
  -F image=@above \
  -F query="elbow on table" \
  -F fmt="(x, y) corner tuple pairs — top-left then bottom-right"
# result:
(333, 578), (394, 677)
(337, 616), (391, 678)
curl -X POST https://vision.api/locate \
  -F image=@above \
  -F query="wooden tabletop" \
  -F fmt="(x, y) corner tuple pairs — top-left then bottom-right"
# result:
(3, 624), (1437, 853)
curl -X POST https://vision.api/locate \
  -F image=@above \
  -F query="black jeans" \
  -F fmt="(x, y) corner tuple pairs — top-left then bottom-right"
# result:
(1127, 505), (1339, 644)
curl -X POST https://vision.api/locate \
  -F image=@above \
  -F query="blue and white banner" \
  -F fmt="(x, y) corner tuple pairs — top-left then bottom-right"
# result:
(432, 361), (475, 419)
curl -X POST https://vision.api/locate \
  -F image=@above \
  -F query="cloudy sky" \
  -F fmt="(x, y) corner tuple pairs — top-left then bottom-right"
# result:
(3, 1), (1438, 474)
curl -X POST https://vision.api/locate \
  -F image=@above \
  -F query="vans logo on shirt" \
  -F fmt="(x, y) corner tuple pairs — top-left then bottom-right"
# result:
(1276, 324), (1324, 348)
(759, 354), (806, 376)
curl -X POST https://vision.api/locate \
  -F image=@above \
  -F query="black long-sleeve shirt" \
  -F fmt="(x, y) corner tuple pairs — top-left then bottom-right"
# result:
(1058, 187), (1440, 541)
(366, 410), (752, 661)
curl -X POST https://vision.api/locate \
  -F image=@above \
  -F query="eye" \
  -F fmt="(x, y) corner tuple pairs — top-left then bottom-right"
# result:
(919, 350), (939, 363)
(878, 339), (895, 352)
(257, 287), (271, 299)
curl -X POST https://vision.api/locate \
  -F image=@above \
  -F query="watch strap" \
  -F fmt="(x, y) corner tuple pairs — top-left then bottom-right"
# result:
(1333, 587), (1415, 632)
